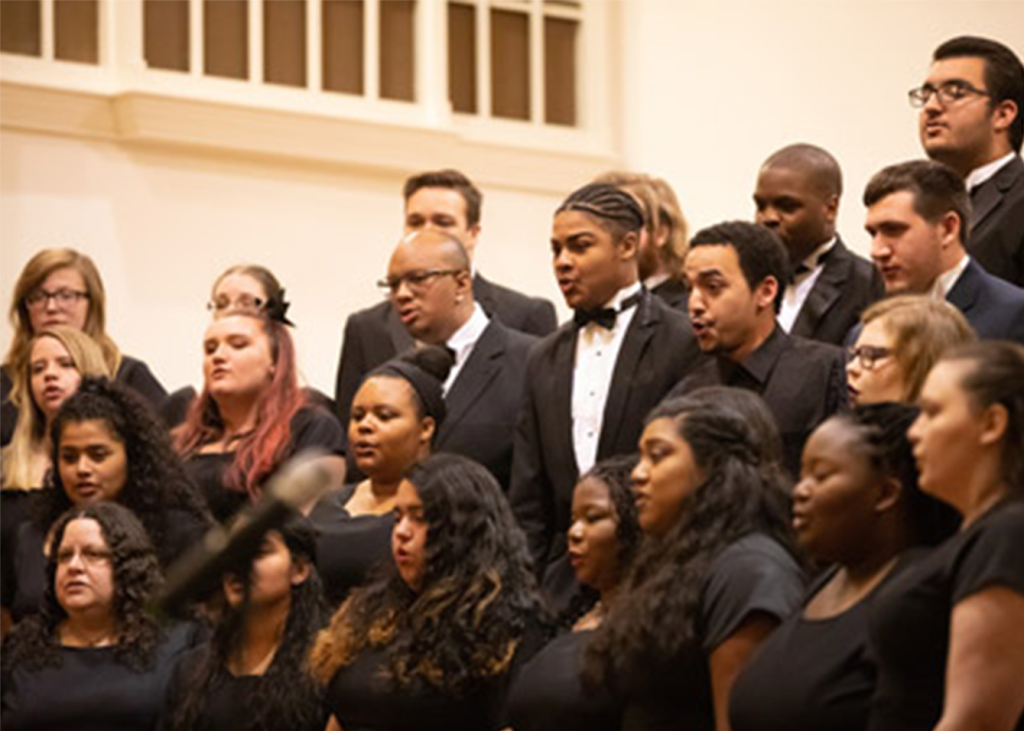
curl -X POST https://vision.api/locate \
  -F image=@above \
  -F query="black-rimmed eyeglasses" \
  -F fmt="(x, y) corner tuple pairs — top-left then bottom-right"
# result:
(377, 269), (463, 296)
(908, 80), (991, 108)
(846, 345), (893, 371)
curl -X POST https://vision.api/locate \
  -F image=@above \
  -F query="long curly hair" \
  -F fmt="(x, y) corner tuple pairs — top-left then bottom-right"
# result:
(310, 454), (542, 697)
(583, 396), (796, 693)
(2, 502), (164, 678)
(173, 314), (305, 503)
(41, 377), (211, 567)
(167, 517), (329, 731)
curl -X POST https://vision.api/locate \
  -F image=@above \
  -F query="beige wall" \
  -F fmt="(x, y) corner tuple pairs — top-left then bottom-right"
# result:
(3, 1), (1024, 398)
(621, 1), (1024, 256)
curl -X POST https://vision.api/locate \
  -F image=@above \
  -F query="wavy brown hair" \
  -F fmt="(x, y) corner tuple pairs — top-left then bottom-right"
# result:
(310, 454), (542, 697)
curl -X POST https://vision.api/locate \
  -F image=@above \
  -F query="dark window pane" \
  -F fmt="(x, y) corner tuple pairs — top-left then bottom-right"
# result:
(490, 9), (529, 120)
(1, 0), (41, 57)
(448, 2), (476, 113)
(322, 0), (363, 94)
(264, 0), (305, 86)
(380, 0), (414, 101)
(544, 16), (576, 125)
(204, 0), (248, 79)
(145, 0), (189, 71)
(54, 0), (98, 64)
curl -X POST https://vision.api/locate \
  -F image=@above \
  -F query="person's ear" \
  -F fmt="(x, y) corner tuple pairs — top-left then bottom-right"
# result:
(978, 402), (1009, 448)
(874, 474), (902, 515)
(291, 558), (312, 586)
(420, 416), (436, 446)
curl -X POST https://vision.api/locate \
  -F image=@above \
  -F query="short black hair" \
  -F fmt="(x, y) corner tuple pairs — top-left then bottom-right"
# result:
(934, 36), (1024, 153)
(863, 160), (971, 242)
(402, 169), (483, 226)
(689, 220), (790, 312)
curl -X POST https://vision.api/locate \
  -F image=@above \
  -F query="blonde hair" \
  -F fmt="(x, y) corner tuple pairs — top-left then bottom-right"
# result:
(5, 248), (122, 379)
(861, 295), (977, 402)
(2, 327), (111, 490)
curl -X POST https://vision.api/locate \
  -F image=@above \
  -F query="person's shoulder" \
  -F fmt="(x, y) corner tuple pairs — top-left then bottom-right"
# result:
(786, 334), (844, 361)
(346, 300), (392, 327)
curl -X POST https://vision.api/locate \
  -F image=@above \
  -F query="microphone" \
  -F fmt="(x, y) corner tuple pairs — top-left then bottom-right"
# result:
(155, 449), (334, 614)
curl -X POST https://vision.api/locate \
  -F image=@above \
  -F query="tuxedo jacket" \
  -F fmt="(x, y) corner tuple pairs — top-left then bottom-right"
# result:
(790, 237), (884, 346)
(946, 258), (1024, 344)
(434, 319), (537, 490)
(333, 273), (556, 424)
(669, 326), (846, 477)
(968, 154), (1024, 287)
(510, 291), (702, 570)
(650, 277), (689, 311)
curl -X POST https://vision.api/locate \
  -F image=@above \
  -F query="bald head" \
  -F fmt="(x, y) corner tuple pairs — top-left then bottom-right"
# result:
(386, 230), (474, 344)
(754, 144), (843, 262)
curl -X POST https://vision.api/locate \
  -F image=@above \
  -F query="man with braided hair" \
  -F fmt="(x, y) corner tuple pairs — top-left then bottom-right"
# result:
(510, 183), (701, 601)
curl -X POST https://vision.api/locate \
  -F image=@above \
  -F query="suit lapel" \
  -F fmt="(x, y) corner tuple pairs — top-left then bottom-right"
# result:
(385, 307), (415, 354)
(439, 322), (504, 436)
(792, 242), (848, 338)
(947, 260), (982, 315)
(598, 294), (657, 455)
(472, 274), (498, 318)
(552, 327), (579, 477)
(971, 156), (1023, 230)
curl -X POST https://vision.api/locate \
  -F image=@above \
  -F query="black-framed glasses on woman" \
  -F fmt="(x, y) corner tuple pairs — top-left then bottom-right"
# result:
(846, 345), (893, 371)
(24, 289), (89, 310)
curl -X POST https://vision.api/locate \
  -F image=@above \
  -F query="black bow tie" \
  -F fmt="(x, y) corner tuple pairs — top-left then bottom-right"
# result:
(574, 291), (643, 330)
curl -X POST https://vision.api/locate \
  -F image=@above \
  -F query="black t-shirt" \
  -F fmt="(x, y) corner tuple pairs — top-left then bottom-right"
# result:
(729, 551), (925, 731)
(506, 628), (621, 731)
(1, 489), (43, 609)
(1, 621), (200, 731)
(159, 645), (327, 731)
(621, 533), (804, 731)
(868, 500), (1024, 731)
(309, 484), (394, 606)
(185, 407), (345, 523)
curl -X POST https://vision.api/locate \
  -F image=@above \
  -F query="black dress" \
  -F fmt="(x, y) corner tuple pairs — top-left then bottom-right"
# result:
(309, 484), (395, 606)
(1, 621), (200, 731)
(729, 551), (925, 731)
(620, 533), (804, 731)
(1, 489), (43, 613)
(184, 407), (345, 523)
(868, 500), (1024, 731)
(506, 629), (621, 731)
(159, 645), (327, 731)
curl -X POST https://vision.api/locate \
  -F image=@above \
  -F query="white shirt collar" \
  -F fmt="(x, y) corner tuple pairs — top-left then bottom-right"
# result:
(446, 303), (489, 358)
(601, 281), (643, 311)
(932, 254), (971, 300)
(798, 236), (837, 272)
(643, 273), (671, 291)
(966, 152), (1016, 191)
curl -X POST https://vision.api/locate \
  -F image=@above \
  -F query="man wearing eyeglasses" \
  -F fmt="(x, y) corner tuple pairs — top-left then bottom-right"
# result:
(864, 159), (1024, 345)
(912, 36), (1024, 286)
(338, 230), (537, 489)
(333, 169), (557, 436)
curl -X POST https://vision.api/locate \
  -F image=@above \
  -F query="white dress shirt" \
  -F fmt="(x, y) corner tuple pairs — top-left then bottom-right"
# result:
(778, 237), (836, 333)
(571, 282), (642, 474)
(442, 303), (489, 395)
(966, 152), (1015, 192)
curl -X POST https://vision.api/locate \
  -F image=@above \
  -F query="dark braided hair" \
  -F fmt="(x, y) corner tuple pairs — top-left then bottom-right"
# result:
(834, 403), (960, 545)
(167, 516), (329, 731)
(3, 503), (164, 678)
(583, 396), (797, 695)
(311, 454), (543, 697)
(42, 377), (212, 568)
(557, 183), (645, 241)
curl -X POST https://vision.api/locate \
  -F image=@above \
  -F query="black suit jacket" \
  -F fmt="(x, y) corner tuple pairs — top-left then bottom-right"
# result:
(946, 258), (1024, 344)
(968, 155), (1024, 287)
(333, 273), (556, 424)
(669, 326), (846, 477)
(790, 238), (884, 346)
(650, 277), (689, 310)
(434, 320), (537, 490)
(510, 291), (702, 570)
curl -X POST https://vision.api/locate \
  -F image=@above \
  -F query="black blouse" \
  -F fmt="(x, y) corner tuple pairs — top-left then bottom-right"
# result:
(506, 629), (621, 731)
(1, 621), (200, 731)
(309, 484), (394, 606)
(185, 407), (345, 523)
(620, 533), (804, 731)
(868, 500), (1024, 731)
(729, 551), (925, 731)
